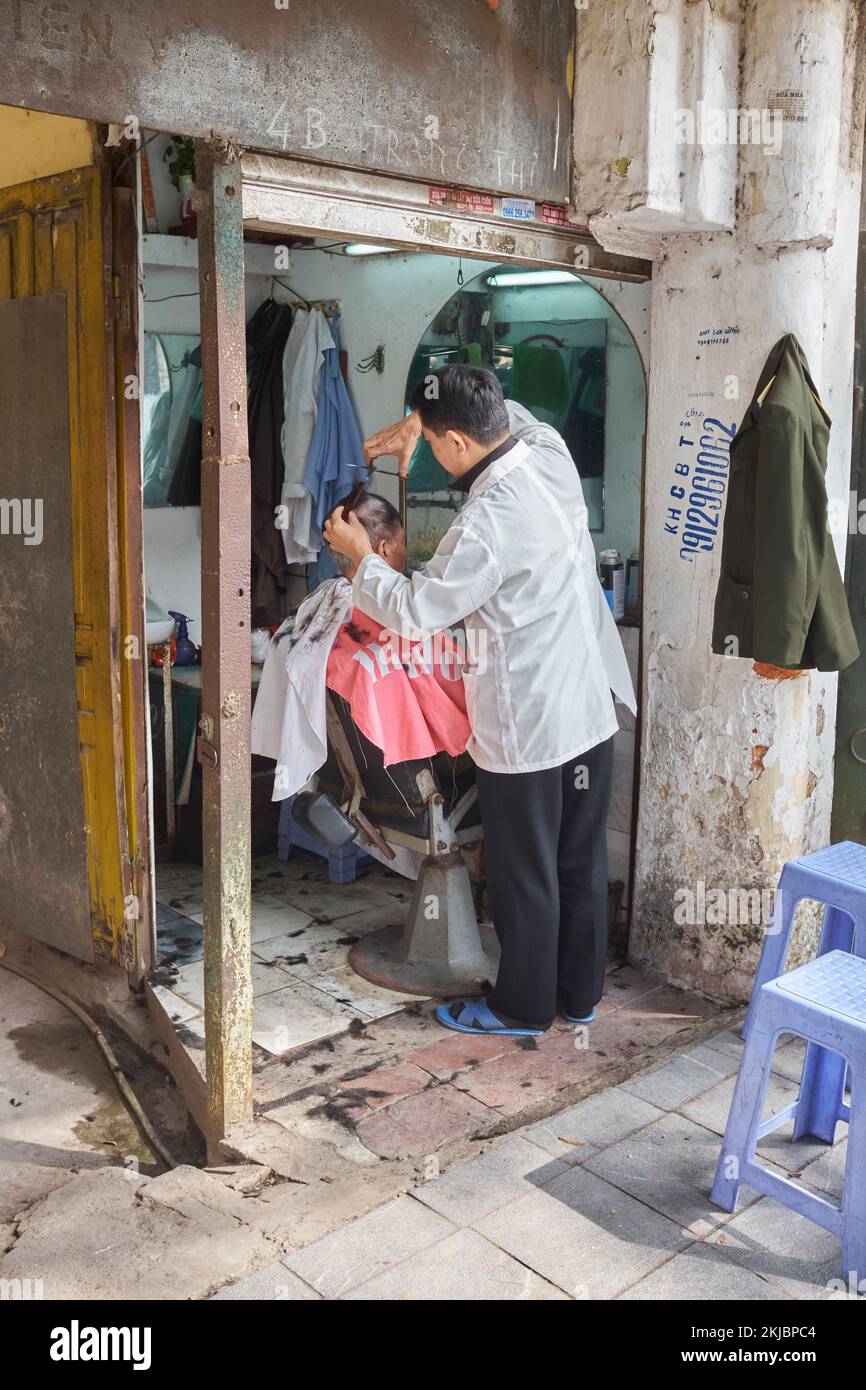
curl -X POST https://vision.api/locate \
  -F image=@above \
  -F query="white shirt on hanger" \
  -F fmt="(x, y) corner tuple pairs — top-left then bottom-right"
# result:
(279, 307), (335, 564)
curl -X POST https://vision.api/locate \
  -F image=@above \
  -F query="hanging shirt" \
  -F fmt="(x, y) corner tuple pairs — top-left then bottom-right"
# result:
(325, 608), (470, 766)
(279, 308), (333, 564)
(303, 320), (367, 546)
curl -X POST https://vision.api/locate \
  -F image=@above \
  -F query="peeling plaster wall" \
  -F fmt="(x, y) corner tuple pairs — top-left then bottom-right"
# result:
(575, 0), (866, 1002)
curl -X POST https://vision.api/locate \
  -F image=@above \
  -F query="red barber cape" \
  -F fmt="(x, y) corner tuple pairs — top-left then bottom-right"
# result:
(325, 608), (470, 765)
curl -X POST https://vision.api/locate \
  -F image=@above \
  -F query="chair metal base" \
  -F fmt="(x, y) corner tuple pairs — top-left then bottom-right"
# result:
(349, 851), (500, 997)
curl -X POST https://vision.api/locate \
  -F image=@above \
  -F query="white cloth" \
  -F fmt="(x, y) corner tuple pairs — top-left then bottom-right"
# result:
(279, 308), (335, 563)
(352, 401), (637, 775)
(251, 578), (352, 796)
(251, 575), (424, 882)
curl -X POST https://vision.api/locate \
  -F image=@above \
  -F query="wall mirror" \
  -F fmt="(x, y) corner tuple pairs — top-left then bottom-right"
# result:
(403, 266), (645, 572)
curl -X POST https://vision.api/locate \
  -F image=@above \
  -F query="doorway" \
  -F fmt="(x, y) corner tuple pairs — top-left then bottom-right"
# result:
(138, 174), (649, 1060)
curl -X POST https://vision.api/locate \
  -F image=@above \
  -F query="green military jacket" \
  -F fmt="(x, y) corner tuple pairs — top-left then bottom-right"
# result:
(711, 334), (859, 672)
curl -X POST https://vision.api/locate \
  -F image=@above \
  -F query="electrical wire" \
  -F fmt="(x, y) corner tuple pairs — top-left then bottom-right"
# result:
(111, 130), (161, 185)
(0, 958), (178, 1173)
(271, 276), (310, 310)
(144, 289), (201, 304)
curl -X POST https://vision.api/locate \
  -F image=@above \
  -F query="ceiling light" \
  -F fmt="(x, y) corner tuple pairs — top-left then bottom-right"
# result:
(486, 269), (580, 287)
(342, 243), (395, 256)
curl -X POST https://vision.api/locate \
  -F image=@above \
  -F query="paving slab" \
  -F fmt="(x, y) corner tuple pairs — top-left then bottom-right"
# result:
(342, 1227), (568, 1301)
(249, 980), (359, 1056)
(354, 1084), (495, 1159)
(449, 1044), (592, 1115)
(582, 1111), (740, 1237)
(337, 1061), (434, 1113)
(798, 1138), (847, 1202)
(595, 962), (667, 1017)
(620, 1053), (726, 1112)
(279, 880), (404, 923)
(678, 1041), (742, 1079)
(698, 1025), (747, 1061)
(523, 1088), (664, 1162)
(681, 1072), (842, 1173)
(620, 1239), (793, 1300)
(282, 1195), (454, 1298)
(705, 1196), (843, 1298)
(411, 1134), (567, 1225)
(407, 1030), (523, 1081)
(475, 1163), (689, 1299)
(769, 1035), (808, 1084)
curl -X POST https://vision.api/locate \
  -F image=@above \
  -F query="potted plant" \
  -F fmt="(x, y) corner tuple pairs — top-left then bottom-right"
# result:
(163, 135), (196, 231)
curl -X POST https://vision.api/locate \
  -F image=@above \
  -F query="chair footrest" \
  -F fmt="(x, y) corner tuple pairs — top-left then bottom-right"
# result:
(755, 1101), (798, 1138)
(741, 1159), (844, 1239)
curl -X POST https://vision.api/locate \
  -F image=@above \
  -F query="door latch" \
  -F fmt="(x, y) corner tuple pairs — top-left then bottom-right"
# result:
(197, 714), (218, 768)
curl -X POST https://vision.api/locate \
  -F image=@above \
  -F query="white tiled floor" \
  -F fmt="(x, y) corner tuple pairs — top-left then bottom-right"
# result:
(153, 852), (424, 1056)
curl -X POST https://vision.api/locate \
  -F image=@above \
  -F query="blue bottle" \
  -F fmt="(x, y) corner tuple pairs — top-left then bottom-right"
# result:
(168, 611), (197, 666)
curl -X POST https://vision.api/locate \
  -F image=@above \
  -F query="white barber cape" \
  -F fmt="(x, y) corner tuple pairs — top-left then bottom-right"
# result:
(352, 401), (637, 775)
(251, 578), (352, 797)
(251, 575), (425, 881)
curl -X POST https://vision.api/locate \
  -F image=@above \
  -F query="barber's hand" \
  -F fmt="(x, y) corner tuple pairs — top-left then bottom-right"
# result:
(363, 410), (421, 478)
(323, 507), (374, 566)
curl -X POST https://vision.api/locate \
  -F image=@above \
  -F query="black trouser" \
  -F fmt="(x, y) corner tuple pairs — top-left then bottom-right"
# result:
(475, 734), (615, 1030)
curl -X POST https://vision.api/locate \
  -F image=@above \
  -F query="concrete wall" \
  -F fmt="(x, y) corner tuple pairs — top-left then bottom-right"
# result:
(574, 0), (866, 1001)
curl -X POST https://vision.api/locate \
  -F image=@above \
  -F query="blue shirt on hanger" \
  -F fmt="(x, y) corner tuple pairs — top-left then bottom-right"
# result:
(303, 320), (366, 546)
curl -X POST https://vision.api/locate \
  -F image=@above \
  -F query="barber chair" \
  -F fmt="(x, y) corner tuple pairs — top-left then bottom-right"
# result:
(313, 691), (499, 996)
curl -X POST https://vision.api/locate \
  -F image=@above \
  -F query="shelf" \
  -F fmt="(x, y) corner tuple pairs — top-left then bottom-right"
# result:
(142, 233), (288, 278)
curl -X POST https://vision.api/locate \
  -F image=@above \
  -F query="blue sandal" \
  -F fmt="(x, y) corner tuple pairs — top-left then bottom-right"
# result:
(563, 1006), (596, 1024)
(435, 998), (543, 1037)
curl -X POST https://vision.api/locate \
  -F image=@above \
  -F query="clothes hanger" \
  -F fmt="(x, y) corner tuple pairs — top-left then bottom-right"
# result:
(755, 372), (831, 422)
(519, 332), (567, 348)
(271, 276), (311, 311)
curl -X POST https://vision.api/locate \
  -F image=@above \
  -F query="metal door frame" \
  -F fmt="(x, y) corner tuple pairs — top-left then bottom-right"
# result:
(188, 145), (650, 1148)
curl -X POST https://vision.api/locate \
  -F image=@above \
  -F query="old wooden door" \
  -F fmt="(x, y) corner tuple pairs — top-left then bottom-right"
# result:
(0, 164), (148, 969)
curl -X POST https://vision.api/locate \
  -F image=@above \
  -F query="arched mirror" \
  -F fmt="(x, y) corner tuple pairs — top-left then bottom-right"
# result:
(403, 265), (645, 582)
(142, 332), (202, 508)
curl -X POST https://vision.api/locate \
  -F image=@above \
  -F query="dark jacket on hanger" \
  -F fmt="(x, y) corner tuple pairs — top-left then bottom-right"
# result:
(247, 299), (294, 628)
(711, 333), (858, 672)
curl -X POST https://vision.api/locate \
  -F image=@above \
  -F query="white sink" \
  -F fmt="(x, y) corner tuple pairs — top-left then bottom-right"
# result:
(146, 595), (175, 647)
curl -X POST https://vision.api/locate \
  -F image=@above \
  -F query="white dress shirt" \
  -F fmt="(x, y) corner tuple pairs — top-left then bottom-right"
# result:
(279, 308), (334, 564)
(352, 402), (637, 774)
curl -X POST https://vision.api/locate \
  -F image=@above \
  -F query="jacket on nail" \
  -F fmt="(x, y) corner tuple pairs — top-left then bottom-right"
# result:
(711, 333), (859, 672)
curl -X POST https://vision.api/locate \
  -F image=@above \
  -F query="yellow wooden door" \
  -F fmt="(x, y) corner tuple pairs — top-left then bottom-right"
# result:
(0, 164), (145, 969)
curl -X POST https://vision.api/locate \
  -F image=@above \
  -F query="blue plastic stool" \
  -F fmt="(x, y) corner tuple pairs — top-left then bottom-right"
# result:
(277, 795), (374, 885)
(712, 950), (865, 1283)
(742, 842), (866, 1139)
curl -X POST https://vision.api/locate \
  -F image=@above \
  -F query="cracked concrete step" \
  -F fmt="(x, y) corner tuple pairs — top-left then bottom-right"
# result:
(0, 1165), (277, 1301)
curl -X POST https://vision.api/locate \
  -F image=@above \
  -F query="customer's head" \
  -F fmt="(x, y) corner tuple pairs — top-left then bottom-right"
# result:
(408, 364), (510, 474)
(329, 491), (406, 577)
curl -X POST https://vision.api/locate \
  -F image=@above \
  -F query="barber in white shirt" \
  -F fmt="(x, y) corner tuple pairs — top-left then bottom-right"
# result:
(323, 366), (636, 1038)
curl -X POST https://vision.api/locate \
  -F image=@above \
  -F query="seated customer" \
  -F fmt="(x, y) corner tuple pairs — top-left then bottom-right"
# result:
(326, 494), (469, 766)
(252, 492), (469, 801)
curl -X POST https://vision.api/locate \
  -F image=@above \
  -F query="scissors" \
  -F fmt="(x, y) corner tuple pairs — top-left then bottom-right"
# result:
(339, 460), (399, 520)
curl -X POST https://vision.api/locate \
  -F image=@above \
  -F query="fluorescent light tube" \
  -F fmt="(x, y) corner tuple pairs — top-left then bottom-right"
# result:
(342, 243), (394, 256)
(486, 269), (580, 287)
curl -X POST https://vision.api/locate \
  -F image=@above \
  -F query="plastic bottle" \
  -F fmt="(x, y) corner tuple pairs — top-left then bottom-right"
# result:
(168, 611), (197, 666)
